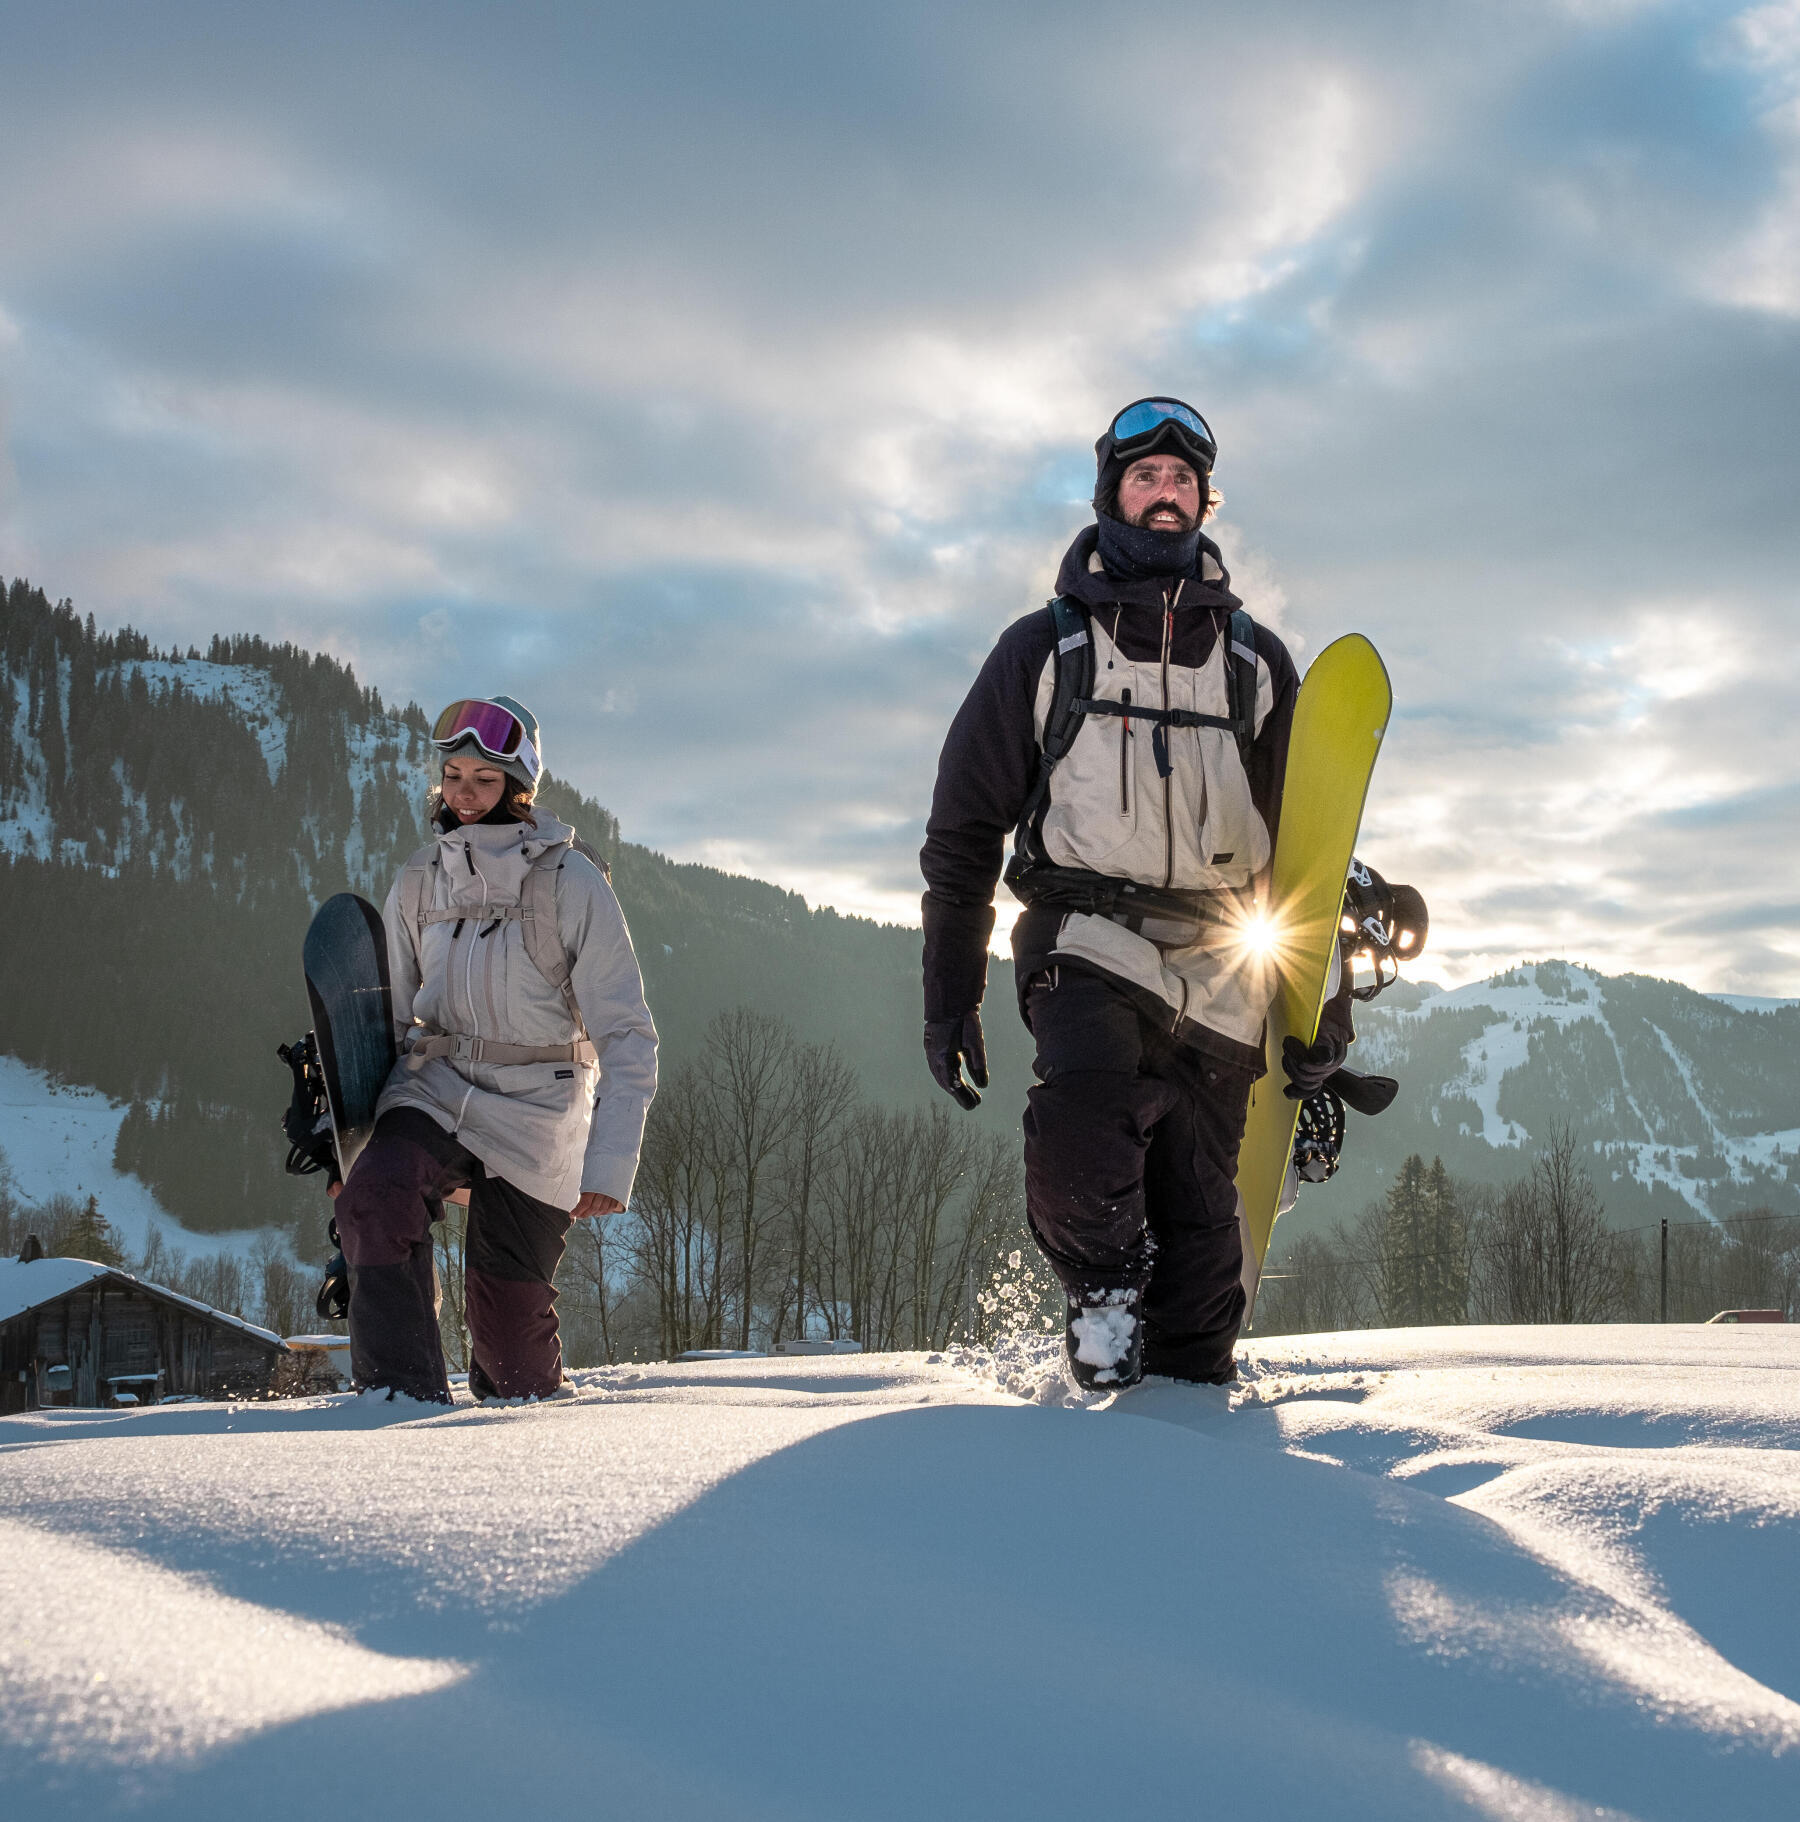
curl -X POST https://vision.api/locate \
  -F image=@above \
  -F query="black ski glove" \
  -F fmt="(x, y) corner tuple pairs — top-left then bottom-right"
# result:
(1282, 1029), (1348, 1101)
(924, 1010), (988, 1111)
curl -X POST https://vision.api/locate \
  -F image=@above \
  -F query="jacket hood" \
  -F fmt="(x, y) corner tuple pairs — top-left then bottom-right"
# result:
(1054, 523), (1240, 615)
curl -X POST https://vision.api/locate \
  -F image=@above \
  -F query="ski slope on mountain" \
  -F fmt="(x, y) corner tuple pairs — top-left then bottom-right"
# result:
(3, 1329), (1794, 1819)
(0, 1054), (265, 1263)
(1338, 961), (1800, 1227)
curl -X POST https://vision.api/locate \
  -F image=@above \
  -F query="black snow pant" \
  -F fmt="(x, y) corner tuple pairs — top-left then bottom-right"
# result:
(1021, 965), (1256, 1383)
(334, 1107), (573, 1403)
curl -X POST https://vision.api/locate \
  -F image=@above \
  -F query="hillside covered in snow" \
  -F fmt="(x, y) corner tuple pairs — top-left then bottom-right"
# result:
(1320, 961), (1800, 1234)
(3, 1328), (1796, 1819)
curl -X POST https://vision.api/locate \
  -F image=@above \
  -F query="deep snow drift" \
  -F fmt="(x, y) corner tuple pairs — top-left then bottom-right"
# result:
(2, 1327), (1795, 1820)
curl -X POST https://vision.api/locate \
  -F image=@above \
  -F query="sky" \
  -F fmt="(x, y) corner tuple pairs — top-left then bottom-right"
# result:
(1, 0), (1797, 994)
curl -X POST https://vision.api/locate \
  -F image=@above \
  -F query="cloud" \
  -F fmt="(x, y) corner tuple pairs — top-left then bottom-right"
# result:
(0, 1), (1796, 992)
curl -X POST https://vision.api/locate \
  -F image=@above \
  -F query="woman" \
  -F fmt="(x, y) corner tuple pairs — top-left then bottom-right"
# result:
(332, 694), (658, 1403)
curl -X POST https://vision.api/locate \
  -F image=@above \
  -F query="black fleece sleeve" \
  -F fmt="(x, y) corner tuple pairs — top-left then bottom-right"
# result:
(919, 609), (1056, 1022)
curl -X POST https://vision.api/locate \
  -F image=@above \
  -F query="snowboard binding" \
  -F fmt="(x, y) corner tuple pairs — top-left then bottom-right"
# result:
(277, 1032), (340, 1185)
(1291, 1066), (1400, 1182)
(316, 1216), (350, 1322)
(1292, 1087), (1346, 1183)
(1341, 858), (1429, 1001)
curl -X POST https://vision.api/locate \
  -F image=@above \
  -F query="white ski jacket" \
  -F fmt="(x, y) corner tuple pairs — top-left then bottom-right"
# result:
(374, 812), (658, 1210)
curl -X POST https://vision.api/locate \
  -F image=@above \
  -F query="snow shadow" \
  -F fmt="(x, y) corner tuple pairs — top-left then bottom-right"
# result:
(1632, 1502), (1800, 1705)
(6, 1399), (1792, 1820)
(1491, 1408), (1800, 1451)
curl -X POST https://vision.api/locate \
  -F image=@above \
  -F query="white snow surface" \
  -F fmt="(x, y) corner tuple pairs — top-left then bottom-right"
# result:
(2, 1329), (1795, 1820)
(0, 1053), (268, 1264)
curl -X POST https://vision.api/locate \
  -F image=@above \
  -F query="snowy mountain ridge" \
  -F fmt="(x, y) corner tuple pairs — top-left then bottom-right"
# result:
(1339, 959), (1800, 1229)
(0, 625), (430, 901)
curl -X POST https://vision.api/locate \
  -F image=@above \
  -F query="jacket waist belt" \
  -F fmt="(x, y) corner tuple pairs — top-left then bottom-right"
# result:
(407, 1030), (598, 1067)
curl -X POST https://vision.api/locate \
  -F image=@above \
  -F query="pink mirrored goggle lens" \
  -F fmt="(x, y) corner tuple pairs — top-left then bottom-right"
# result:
(432, 698), (524, 757)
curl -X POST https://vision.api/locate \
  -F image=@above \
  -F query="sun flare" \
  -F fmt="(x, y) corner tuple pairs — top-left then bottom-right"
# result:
(1226, 903), (1294, 973)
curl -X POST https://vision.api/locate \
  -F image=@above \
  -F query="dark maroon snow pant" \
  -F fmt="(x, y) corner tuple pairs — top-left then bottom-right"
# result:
(334, 1107), (572, 1402)
(1021, 966), (1256, 1383)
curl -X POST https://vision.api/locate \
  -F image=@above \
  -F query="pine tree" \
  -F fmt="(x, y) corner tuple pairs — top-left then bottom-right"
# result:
(1421, 1157), (1469, 1324)
(62, 1194), (125, 1267)
(1379, 1154), (1469, 1326)
(1381, 1154), (1431, 1324)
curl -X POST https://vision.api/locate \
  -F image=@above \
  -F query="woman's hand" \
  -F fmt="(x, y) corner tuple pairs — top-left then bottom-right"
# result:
(572, 1192), (624, 1221)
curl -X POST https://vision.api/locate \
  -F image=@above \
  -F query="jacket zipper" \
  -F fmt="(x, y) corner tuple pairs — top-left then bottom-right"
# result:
(1119, 688), (1131, 813)
(461, 839), (491, 1054)
(1161, 591), (1176, 887)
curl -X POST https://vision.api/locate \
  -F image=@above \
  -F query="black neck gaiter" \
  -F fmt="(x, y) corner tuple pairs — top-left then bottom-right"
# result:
(1094, 510), (1201, 581)
(434, 798), (527, 833)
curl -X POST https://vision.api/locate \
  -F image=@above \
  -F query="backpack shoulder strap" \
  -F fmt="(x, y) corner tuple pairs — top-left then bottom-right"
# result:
(1042, 596), (1096, 766)
(1013, 597), (1094, 853)
(1225, 607), (1258, 767)
(396, 843), (440, 965)
(565, 834), (611, 882)
(521, 843), (589, 1039)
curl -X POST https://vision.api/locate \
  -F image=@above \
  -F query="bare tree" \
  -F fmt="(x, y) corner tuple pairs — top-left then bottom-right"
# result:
(252, 1230), (309, 1338)
(930, 1131), (1025, 1345)
(1252, 1229), (1371, 1336)
(770, 1040), (859, 1345)
(632, 1063), (731, 1355)
(1470, 1124), (1625, 1323)
(704, 1009), (805, 1350)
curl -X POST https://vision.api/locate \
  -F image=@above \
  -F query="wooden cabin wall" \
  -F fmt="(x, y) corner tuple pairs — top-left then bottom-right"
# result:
(0, 1284), (282, 1408)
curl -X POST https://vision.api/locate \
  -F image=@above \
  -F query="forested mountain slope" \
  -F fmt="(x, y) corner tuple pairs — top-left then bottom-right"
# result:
(0, 579), (1031, 1238)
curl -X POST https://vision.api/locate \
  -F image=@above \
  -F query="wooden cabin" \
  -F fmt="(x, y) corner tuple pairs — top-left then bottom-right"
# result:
(0, 1254), (288, 1413)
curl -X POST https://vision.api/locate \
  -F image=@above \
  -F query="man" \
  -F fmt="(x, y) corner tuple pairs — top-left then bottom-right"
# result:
(920, 398), (1347, 1390)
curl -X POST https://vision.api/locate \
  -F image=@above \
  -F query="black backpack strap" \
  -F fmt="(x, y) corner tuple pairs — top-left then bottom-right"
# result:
(1225, 607), (1258, 766)
(1013, 597), (1093, 856)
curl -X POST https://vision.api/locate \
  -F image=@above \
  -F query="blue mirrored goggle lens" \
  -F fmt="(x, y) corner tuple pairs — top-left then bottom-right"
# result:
(1110, 399), (1214, 452)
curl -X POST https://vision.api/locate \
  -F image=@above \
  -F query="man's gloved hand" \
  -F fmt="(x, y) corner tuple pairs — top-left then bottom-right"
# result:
(924, 1010), (988, 1111)
(1282, 1029), (1348, 1101)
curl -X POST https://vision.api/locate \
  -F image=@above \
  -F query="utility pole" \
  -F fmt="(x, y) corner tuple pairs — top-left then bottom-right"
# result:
(1659, 1218), (1668, 1323)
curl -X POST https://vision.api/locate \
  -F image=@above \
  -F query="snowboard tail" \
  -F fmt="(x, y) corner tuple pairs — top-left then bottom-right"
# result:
(302, 893), (397, 1181)
(1237, 635), (1392, 1298)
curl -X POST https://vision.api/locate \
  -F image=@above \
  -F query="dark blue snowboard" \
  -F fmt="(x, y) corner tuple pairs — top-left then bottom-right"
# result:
(302, 893), (397, 1181)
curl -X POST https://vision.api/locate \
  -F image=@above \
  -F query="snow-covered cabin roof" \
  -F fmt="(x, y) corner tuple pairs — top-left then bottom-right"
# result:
(0, 1256), (287, 1349)
(0, 1255), (110, 1322)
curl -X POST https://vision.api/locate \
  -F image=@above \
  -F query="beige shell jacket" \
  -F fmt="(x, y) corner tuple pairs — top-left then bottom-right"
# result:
(374, 812), (658, 1210)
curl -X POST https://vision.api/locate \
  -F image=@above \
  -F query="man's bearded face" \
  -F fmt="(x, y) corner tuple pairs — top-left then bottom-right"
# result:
(1117, 454), (1203, 531)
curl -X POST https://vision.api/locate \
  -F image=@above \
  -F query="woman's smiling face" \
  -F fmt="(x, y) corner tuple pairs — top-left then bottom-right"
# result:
(440, 755), (509, 822)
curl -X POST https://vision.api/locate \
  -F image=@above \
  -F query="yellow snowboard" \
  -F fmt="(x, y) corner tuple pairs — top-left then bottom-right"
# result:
(1237, 635), (1391, 1294)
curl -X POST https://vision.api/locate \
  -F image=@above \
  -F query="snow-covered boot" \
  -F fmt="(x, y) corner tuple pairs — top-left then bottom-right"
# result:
(1064, 1289), (1143, 1391)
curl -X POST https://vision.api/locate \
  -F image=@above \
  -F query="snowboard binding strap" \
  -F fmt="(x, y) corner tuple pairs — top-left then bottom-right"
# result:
(1340, 858), (1430, 1002)
(277, 1032), (341, 1184)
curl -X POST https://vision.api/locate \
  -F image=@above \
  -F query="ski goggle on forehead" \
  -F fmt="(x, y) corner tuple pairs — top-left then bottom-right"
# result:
(431, 699), (541, 786)
(1109, 398), (1216, 468)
